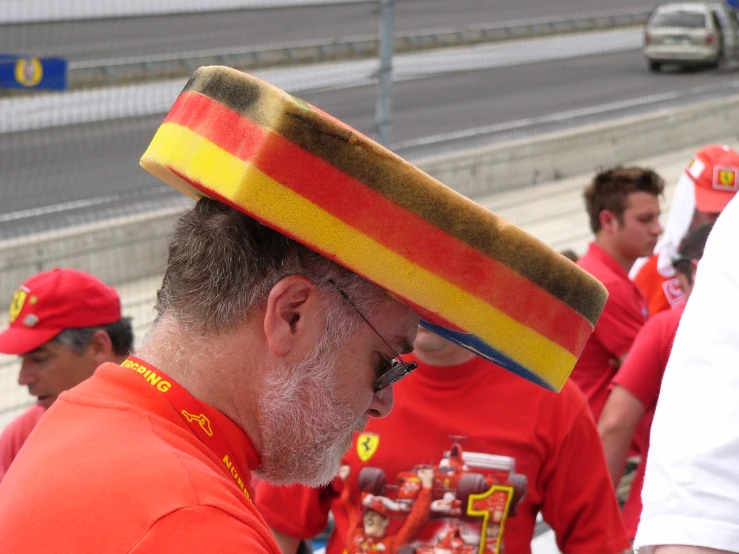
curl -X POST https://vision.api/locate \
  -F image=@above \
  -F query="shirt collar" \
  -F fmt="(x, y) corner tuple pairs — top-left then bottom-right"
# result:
(586, 242), (633, 283)
(104, 359), (261, 473)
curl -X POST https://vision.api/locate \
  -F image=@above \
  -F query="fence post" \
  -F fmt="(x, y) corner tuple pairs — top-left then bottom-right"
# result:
(375, 0), (395, 147)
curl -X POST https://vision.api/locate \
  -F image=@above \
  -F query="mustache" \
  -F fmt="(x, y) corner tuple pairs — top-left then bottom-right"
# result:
(354, 413), (370, 434)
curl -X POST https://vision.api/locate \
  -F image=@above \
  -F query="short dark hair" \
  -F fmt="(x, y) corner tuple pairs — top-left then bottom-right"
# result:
(154, 198), (384, 333)
(673, 222), (715, 279)
(583, 167), (665, 233)
(53, 317), (134, 357)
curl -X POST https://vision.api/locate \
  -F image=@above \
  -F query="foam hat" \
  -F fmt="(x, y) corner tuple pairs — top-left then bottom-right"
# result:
(140, 66), (607, 391)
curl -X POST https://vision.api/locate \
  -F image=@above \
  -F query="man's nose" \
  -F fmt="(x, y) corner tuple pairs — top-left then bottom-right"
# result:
(18, 364), (38, 386)
(368, 385), (394, 419)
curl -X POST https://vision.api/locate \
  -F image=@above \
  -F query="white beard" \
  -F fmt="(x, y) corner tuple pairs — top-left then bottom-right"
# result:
(256, 329), (368, 487)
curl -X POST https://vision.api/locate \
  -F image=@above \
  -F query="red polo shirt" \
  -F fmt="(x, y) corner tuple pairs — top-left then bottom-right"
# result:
(0, 358), (280, 554)
(571, 243), (648, 421)
(0, 404), (45, 483)
(611, 304), (684, 539)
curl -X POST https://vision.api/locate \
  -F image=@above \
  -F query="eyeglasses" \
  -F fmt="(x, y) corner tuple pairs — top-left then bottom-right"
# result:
(327, 279), (418, 392)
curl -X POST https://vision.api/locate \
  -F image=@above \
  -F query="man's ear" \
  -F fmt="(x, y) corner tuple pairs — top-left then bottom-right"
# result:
(263, 275), (322, 357)
(599, 209), (618, 233)
(86, 329), (114, 365)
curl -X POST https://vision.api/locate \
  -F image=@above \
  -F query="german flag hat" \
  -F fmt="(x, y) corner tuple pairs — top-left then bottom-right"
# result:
(141, 66), (607, 392)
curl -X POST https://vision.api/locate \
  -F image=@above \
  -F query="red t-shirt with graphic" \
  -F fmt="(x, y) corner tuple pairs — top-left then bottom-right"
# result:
(256, 355), (629, 554)
(0, 403), (45, 483)
(0, 361), (280, 554)
(633, 254), (686, 317)
(611, 304), (685, 539)
(571, 243), (648, 421)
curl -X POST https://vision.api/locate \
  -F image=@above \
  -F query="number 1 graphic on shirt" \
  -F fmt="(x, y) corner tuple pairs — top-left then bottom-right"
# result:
(466, 485), (515, 554)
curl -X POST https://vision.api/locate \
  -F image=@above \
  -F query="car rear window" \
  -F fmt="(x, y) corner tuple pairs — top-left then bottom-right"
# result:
(650, 11), (707, 28)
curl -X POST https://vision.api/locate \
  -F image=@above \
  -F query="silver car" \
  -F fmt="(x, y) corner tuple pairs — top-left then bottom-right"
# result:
(643, 2), (739, 72)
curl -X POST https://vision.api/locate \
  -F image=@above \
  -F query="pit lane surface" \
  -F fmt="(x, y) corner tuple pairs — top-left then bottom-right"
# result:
(3, 46), (738, 238)
(0, 0), (655, 61)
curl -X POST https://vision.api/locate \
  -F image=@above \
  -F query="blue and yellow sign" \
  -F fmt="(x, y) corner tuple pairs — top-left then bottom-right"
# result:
(0, 54), (68, 91)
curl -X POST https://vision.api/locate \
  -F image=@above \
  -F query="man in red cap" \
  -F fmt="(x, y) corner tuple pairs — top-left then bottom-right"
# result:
(0, 268), (133, 482)
(634, 195), (739, 553)
(632, 144), (739, 316)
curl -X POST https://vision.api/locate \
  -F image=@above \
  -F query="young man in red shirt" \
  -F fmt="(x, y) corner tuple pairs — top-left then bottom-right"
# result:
(0, 268), (133, 482)
(256, 326), (630, 554)
(632, 145), (739, 316)
(571, 167), (664, 421)
(598, 222), (714, 542)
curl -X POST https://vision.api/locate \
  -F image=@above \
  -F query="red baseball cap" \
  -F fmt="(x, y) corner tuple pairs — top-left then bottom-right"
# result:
(0, 268), (121, 355)
(685, 144), (739, 214)
(363, 496), (390, 519)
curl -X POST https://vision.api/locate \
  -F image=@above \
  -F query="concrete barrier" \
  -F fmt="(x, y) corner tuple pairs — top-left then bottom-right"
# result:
(416, 93), (739, 199)
(67, 11), (650, 88)
(0, 202), (186, 308)
(2, 93), (738, 309)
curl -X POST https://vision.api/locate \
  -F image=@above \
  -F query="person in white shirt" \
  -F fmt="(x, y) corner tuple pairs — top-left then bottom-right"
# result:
(635, 193), (739, 554)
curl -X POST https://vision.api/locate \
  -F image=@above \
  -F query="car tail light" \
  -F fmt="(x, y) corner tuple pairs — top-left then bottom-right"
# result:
(644, 30), (651, 45)
(706, 33), (716, 44)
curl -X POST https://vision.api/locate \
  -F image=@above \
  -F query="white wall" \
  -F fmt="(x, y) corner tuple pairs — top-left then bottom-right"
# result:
(0, 0), (368, 24)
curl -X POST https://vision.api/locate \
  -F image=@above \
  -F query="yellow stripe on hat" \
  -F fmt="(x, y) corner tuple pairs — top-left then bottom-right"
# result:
(142, 122), (577, 390)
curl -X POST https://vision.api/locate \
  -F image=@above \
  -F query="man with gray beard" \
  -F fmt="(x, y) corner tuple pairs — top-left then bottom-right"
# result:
(0, 67), (608, 553)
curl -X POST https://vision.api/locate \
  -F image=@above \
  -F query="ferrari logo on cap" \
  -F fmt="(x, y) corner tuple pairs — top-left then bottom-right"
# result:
(357, 433), (380, 462)
(714, 167), (739, 191)
(8, 289), (28, 324)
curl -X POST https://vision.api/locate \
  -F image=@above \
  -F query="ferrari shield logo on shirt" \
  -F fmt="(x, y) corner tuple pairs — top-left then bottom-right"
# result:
(713, 166), (739, 191)
(357, 433), (380, 462)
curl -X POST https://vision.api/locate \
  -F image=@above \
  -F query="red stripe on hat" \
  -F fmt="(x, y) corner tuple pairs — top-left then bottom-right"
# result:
(166, 92), (589, 355)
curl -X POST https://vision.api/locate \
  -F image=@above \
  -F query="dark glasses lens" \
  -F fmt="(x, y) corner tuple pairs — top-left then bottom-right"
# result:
(374, 360), (419, 392)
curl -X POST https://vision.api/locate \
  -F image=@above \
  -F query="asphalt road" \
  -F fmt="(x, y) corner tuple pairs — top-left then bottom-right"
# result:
(0, 0), (655, 61)
(3, 45), (739, 239)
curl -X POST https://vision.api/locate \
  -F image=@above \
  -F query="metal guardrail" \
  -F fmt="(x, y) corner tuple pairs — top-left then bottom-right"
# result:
(66, 8), (652, 89)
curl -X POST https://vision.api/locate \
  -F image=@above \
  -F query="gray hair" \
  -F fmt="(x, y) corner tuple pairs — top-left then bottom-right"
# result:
(154, 198), (385, 336)
(53, 317), (134, 356)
